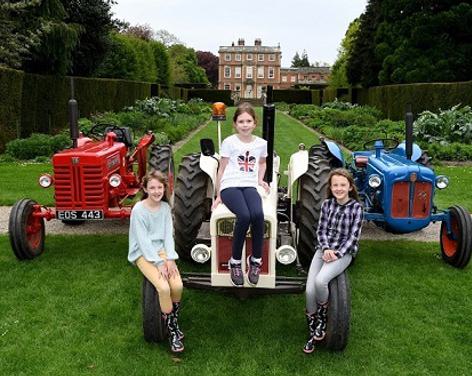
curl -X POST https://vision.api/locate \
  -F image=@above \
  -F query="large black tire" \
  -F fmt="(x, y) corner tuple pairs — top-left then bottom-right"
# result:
(142, 276), (167, 342)
(297, 144), (339, 267)
(323, 271), (351, 351)
(440, 205), (472, 268)
(8, 199), (45, 260)
(173, 154), (211, 260)
(149, 144), (175, 196)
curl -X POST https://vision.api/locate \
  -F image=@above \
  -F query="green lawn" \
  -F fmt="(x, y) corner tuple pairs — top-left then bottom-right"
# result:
(1, 235), (470, 375)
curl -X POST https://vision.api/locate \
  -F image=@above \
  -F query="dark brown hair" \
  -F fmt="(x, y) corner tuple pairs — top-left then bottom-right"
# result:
(326, 168), (360, 202)
(141, 170), (170, 204)
(233, 102), (257, 124)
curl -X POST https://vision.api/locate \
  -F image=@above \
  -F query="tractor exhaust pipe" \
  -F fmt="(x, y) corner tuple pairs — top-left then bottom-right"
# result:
(68, 77), (79, 148)
(405, 104), (414, 160)
(262, 86), (275, 183)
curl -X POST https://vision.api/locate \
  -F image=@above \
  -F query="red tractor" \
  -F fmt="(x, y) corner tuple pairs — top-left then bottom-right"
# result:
(8, 86), (174, 260)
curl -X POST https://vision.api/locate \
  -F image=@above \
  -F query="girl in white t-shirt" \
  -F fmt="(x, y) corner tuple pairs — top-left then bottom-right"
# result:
(212, 102), (270, 287)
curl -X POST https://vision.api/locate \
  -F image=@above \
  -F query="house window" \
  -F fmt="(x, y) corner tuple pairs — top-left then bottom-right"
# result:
(224, 84), (231, 90)
(224, 53), (231, 61)
(235, 66), (241, 78)
(257, 66), (264, 78)
(235, 85), (241, 91)
(269, 54), (275, 61)
(268, 67), (275, 79)
(258, 54), (264, 61)
(235, 54), (241, 61)
(290, 76), (296, 82)
(224, 66), (231, 78)
(246, 66), (253, 78)
(246, 53), (253, 61)
(282, 76), (287, 82)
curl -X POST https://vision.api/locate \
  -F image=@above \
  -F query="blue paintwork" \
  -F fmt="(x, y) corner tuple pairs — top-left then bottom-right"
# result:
(351, 146), (445, 233)
(323, 140), (344, 166)
(390, 141), (423, 162)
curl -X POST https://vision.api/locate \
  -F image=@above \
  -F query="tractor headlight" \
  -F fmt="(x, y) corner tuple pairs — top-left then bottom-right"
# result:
(191, 244), (211, 263)
(38, 174), (53, 188)
(435, 175), (449, 189)
(368, 174), (382, 188)
(275, 245), (297, 265)
(109, 174), (122, 188)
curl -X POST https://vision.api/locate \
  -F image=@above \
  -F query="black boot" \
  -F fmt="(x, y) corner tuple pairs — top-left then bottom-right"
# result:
(163, 313), (184, 353)
(314, 303), (328, 341)
(172, 302), (184, 340)
(303, 311), (317, 354)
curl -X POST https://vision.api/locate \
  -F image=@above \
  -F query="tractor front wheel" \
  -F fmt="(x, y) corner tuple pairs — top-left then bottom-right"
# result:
(440, 205), (472, 268)
(142, 276), (167, 342)
(8, 199), (45, 260)
(323, 271), (351, 351)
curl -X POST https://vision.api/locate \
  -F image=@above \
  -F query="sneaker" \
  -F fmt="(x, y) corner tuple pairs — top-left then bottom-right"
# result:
(229, 262), (244, 287)
(247, 256), (262, 286)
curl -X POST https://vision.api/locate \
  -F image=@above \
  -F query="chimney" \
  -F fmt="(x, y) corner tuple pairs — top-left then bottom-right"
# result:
(255, 38), (262, 46)
(238, 38), (245, 46)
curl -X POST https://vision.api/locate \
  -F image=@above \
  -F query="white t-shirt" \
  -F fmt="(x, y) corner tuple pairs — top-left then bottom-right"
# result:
(220, 134), (268, 191)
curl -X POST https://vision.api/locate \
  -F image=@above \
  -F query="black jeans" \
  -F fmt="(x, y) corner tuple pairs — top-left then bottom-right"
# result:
(221, 187), (264, 260)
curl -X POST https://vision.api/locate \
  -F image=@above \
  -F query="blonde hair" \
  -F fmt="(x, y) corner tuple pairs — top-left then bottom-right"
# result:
(326, 168), (360, 202)
(141, 170), (170, 204)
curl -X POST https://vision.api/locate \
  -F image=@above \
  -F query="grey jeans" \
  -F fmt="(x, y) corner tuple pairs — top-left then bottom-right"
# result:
(305, 249), (352, 313)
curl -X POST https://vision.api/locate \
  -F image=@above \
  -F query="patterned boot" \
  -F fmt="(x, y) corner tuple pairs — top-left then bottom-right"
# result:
(314, 303), (328, 341)
(172, 302), (184, 340)
(164, 312), (184, 353)
(302, 311), (317, 354)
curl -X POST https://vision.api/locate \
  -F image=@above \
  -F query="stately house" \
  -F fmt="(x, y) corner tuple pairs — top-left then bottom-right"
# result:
(218, 38), (330, 99)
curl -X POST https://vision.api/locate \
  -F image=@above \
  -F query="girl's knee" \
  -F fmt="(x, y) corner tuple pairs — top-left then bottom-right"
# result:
(237, 212), (251, 226)
(314, 275), (328, 291)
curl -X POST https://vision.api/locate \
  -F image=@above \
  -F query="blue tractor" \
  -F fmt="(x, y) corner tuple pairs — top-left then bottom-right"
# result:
(295, 109), (472, 269)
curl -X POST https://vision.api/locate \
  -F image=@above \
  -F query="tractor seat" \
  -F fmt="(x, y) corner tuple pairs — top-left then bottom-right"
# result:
(105, 126), (133, 148)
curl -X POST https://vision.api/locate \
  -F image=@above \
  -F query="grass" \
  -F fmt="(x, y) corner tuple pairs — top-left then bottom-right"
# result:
(1, 234), (471, 375)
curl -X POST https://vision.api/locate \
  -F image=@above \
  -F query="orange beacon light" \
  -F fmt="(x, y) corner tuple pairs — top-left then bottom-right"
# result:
(212, 102), (226, 121)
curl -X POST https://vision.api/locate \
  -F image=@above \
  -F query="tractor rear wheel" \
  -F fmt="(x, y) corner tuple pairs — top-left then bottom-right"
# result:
(440, 205), (472, 268)
(323, 271), (351, 351)
(297, 144), (337, 267)
(149, 144), (175, 196)
(174, 154), (211, 260)
(142, 276), (167, 342)
(8, 199), (45, 260)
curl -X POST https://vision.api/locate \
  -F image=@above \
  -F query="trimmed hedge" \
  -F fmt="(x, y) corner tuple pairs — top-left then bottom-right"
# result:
(0, 68), (23, 152)
(188, 89), (232, 105)
(273, 90), (312, 104)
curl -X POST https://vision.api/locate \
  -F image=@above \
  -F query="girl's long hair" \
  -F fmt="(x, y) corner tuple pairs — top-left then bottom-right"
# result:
(326, 168), (360, 202)
(233, 102), (257, 124)
(141, 170), (170, 204)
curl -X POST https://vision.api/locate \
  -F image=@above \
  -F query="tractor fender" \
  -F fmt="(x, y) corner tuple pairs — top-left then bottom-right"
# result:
(323, 140), (344, 166)
(392, 142), (422, 161)
(199, 153), (218, 190)
(286, 149), (308, 198)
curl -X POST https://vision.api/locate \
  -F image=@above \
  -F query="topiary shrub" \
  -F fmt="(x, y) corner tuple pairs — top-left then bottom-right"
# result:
(6, 133), (71, 160)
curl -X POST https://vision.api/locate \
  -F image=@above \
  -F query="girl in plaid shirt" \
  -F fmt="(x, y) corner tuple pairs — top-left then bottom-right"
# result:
(303, 168), (363, 354)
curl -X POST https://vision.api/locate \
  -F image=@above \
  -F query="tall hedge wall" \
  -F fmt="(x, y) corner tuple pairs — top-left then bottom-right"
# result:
(0, 68), (24, 152)
(273, 90), (312, 104)
(188, 89), (232, 105)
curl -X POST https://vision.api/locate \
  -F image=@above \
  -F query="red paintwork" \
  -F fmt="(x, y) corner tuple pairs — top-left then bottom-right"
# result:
(441, 215), (459, 257)
(412, 182), (432, 218)
(217, 236), (233, 272)
(27, 205), (43, 248)
(391, 182), (409, 218)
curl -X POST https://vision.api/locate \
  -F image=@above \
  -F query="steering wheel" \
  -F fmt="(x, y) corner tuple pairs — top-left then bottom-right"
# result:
(363, 138), (399, 151)
(87, 123), (123, 140)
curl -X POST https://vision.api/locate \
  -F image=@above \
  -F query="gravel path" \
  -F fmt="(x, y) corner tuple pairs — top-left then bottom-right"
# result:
(0, 205), (441, 241)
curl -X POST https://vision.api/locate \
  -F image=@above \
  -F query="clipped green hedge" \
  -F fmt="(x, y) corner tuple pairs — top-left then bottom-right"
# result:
(273, 90), (312, 104)
(188, 89), (232, 105)
(0, 68), (23, 152)
(359, 81), (472, 120)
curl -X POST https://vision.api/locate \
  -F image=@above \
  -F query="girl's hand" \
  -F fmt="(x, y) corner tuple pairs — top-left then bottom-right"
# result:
(167, 260), (179, 278)
(322, 249), (339, 263)
(259, 180), (270, 193)
(158, 263), (169, 279)
(211, 196), (221, 211)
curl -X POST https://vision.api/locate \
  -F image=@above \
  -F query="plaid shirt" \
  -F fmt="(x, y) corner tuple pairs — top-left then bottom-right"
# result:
(316, 198), (363, 258)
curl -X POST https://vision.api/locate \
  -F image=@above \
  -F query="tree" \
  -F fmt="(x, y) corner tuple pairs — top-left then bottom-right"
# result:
(150, 41), (170, 85)
(196, 51), (218, 87)
(329, 19), (360, 88)
(155, 29), (182, 47)
(291, 50), (310, 67)
(123, 23), (154, 41)
(168, 44), (208, 84)
(62, 0), (116, 76)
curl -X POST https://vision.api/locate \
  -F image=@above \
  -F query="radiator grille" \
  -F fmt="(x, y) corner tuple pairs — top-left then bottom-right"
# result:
(391, 181), (432, 219)
(216, 218), (271, 238)
(54, 164), (105, 208)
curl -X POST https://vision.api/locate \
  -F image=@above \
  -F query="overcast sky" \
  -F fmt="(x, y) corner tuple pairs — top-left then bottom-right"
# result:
(111, 0), (367, 67)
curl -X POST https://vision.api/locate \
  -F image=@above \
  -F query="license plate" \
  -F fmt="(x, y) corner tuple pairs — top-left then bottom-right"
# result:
(57, 210), (104, 220)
